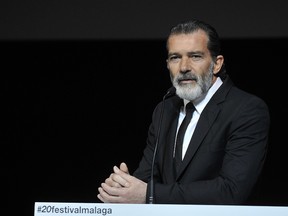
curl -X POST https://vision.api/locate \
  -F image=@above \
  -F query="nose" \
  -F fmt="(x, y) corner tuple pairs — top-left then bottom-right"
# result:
(179, 57), (191, 73)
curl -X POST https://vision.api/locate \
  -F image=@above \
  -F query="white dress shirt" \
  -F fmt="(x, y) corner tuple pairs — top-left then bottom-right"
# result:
(177, 77), (223, 159)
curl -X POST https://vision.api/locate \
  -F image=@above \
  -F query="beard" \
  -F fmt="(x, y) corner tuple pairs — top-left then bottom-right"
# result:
(171, 62), (214, 101)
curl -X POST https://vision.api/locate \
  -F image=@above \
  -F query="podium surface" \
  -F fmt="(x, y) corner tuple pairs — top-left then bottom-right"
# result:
(34, 202), (288, 216)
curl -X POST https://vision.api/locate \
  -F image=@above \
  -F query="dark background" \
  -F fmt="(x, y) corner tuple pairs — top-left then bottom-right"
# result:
(1, 0), (288, 39)
(1, 1), (288, 216)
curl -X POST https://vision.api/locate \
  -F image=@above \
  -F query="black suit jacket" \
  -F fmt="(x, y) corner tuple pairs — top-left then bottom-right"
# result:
(133, 76), (270, 204)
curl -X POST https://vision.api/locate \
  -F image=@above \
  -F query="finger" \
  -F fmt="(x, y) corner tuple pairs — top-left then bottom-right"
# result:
(113, 166), (135, 184)
(105, 174), (122, 188)
(98, 187), (124, 203)
(119, 162), (129, 174)
(97, 187), (117, 203)
(112, 166), (132, 187)
(97, 192), (105, 203)
(101, 183), (121, 196)
(97, 187), (108, 203)
(100, 183), (129, 202)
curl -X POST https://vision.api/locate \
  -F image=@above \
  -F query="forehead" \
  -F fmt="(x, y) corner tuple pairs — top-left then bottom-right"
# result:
(167, 30), (209, 53)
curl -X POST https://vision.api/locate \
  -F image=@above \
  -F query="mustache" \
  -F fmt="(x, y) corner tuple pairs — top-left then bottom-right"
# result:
(177, 73), (198, 82)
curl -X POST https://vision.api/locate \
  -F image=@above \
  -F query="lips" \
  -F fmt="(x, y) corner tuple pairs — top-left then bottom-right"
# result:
(179, 77), (196, 82)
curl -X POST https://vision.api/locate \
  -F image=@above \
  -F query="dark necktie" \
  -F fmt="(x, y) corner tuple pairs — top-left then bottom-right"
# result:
(174, 102), (195, 172)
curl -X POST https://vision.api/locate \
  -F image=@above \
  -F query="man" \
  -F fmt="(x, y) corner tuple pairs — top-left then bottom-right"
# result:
(97, 19), (270, 204)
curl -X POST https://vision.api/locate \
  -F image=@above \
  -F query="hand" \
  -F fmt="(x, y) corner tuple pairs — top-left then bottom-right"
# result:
(97, 162), (147, 203)
(103, 162), (130, 188)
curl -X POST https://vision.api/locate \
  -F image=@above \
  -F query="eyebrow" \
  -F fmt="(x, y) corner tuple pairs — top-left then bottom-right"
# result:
(168, 51), (205, 57)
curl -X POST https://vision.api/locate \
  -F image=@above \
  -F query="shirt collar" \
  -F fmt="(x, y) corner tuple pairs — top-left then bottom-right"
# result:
(183, 77), (223, 114)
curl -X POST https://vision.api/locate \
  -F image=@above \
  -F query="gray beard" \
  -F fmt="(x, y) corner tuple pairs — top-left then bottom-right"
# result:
(172, 62), (214, 101)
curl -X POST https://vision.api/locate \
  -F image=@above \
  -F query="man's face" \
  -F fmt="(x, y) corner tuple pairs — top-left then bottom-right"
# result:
(166, 30), (222, 101)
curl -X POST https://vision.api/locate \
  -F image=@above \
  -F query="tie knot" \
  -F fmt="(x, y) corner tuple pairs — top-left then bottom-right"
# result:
(185, 102), (195, 113)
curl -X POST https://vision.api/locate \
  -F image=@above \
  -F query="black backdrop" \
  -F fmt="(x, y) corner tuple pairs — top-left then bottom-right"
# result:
(3, 38), (288, 215)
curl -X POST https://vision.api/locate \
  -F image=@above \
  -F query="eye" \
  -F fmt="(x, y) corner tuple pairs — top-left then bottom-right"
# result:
(168, 55), (180, 63)
(190, 54), (202, 59)
(188, 52), (204, 60)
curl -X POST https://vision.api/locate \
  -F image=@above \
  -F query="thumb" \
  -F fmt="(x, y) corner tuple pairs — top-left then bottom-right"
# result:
(119, 162), (129, 174)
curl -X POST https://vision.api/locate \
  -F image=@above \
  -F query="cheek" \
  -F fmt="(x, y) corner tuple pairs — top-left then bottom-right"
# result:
(168, 64), (179, 74)
(198, 63), (212, 74)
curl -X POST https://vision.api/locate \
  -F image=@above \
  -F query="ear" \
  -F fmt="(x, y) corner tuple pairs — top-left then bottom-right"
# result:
(213, 55), (224, 75)
(166, 59), (170, 70)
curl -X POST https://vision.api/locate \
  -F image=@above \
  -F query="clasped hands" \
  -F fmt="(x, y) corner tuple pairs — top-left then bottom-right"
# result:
(97, 162), (147, 203)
